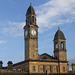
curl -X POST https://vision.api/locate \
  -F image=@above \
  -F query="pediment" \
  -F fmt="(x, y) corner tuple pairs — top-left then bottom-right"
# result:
(39, 53), (55, 60)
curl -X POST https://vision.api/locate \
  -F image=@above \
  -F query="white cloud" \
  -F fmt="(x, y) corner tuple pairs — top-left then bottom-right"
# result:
(36, 0), (75, 32)
(0, 40), (7, 44)
(0, 0), (75, 37)
(2, 21), (25, 37)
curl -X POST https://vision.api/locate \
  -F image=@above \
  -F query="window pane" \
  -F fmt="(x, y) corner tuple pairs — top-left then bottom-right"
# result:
(33, 66), (35, 71)
(63, 67), (65, 72)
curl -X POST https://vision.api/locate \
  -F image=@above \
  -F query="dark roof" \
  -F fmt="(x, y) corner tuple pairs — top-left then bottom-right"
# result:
(12, 61), (26, 67)
(7, 61), (13, 64)
(0, 61), (3, 64)
(26, 4), (36, 15)
(54, 28), (66, 40)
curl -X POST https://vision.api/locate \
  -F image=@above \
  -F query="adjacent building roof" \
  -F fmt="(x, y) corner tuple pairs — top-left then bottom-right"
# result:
(26, 4), (36, 15)
(54, 27), (66, 40)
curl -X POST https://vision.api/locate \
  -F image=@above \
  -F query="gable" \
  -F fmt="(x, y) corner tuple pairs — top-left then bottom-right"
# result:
(39, 53), (55, 60)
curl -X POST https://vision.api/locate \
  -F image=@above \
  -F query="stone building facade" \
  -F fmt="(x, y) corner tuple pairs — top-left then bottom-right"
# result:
(10, 4), (69, 73)
(0, 4), (75, 74)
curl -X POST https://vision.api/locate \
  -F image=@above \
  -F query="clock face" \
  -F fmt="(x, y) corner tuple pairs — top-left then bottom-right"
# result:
(25, 30), (28, 37)
(31, 29), (36, 36)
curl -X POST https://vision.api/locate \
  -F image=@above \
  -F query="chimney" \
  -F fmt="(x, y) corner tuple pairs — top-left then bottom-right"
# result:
(0, 61), (3, 69)
(7, 61), (13, 70)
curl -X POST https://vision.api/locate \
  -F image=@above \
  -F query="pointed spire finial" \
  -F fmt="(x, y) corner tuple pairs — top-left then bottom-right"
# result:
(58, 27), (60, 30)
(30, 3), (32, 6)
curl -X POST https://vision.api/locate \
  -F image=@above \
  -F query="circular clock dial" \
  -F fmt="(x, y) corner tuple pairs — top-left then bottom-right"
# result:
(31, 29), (36, 36)
(25, 30), (28, 37)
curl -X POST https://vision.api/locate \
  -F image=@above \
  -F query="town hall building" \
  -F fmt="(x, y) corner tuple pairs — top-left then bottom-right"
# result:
(9, 4), (69, 73)
(0, 4), (75, 74)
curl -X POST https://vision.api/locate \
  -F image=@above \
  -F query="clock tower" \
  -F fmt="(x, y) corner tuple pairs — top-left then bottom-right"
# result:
(24, 4), (39, 60)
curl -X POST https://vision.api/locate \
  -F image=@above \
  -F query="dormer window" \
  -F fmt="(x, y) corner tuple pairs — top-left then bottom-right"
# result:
(32, 16), (34, 22)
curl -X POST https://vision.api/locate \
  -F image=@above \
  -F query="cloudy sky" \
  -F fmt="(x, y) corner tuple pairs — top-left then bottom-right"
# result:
(0, 0), (75, 70)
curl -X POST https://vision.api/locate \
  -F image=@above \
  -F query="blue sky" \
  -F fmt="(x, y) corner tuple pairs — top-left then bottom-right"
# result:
(0, 0), (75, 70)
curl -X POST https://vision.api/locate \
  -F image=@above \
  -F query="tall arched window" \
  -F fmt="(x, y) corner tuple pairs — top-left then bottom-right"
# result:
(32, 16), (34, 22)
(50, 65), (52, 72)
(56, 66), (58, 72)
(56, 43), (58, 49)
(50, 65), (53, 73)
(43, 65), (46, 72)
(61, 42), (64, 50)
(63, 67), (65, 72)
(33, 66), (35, 71)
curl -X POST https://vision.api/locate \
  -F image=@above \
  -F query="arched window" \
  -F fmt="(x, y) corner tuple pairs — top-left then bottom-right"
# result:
(56, 66), (58, 72)
(63, 67), (65, 72)
(33, 66), (35, 71)
(43, 65), (46, 72)
(32, 16), (34, 22)
(56, 43), (58, 49)
(61, 42), (64, 50)
(50, 65), (52, 72)
(50, 65), (53, 73)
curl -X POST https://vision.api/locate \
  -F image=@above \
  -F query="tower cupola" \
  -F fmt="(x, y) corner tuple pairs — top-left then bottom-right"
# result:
(54, 27), (67, 61)
(26, 3), (36, 16)
(54, 27), (66, 40)
(26, 3), (36, 26)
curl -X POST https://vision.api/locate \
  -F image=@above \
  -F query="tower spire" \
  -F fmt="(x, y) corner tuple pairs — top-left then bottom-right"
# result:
(26, 4), (36, 25)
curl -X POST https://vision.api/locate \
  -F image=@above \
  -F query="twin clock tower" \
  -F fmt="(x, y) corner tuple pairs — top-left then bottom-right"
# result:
(24, 4), (39, 60)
